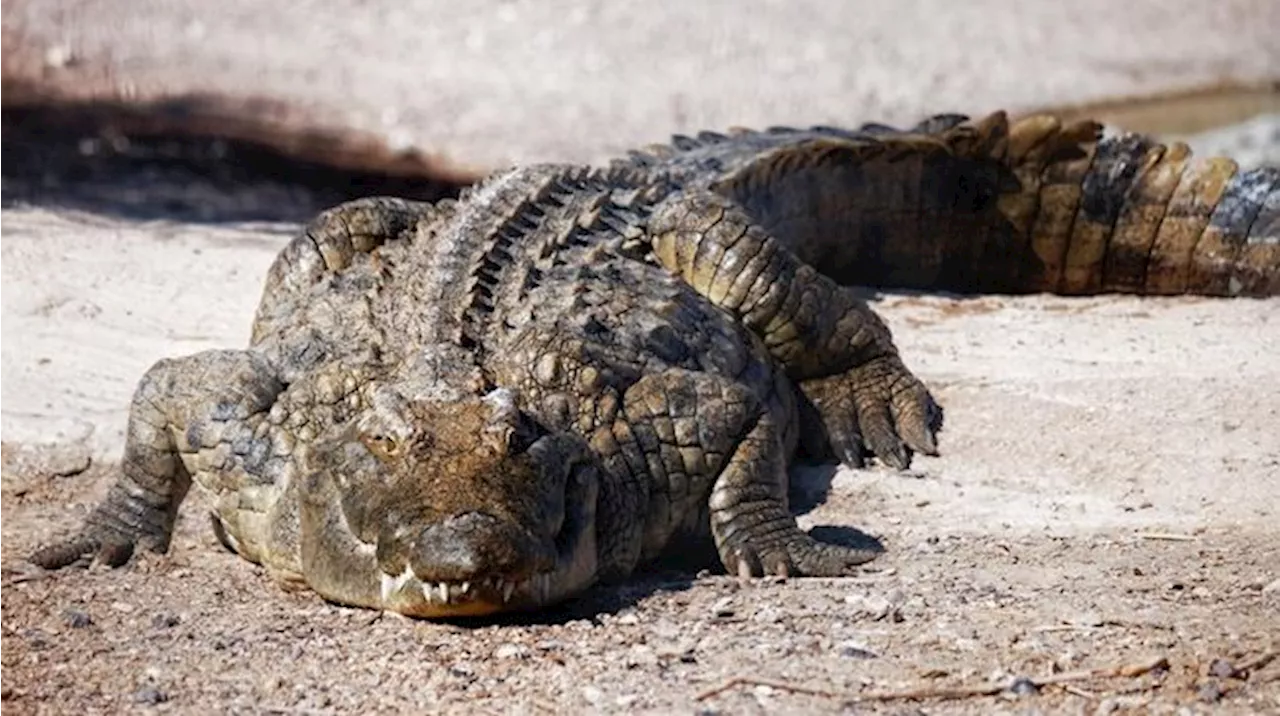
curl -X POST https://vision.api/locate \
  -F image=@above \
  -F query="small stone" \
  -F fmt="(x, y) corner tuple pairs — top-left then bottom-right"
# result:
(110, 601), (135, 614)
(1207, 658), (1235, 679)
(493, 643), (525, 659)
(1261, 578), (1280, 594)
(837, 642), (879, 659)
(844, 594), (890, 620)
(1071, 611), (1105, 627)
(752, 607), (783, 624)
(133, 687), (168, 705)
(846, 592), (906, 622)
(448, 662), (474, 678)
(625, 645), (658, 668)
(615, 613), (639, 625)
(151, 613), (181, 629)
(21, 628), (48, 650)
(581, 686), (603, 704)
(534, 639), (563, 651)
(1094, 697), (1120, 715)
(615, 694), (638, 707)
(710, 597), (735, 618)
(1197, 683), (1224, 703)
(1008, 676), (1039, 696)
(62, 609), (92, 629)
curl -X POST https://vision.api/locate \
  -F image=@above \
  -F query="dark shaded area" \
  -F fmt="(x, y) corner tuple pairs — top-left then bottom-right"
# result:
(787, 463), (841, 515)
(433, 521), (887, 627)
(807, 525), (887, 556)
(1, 96), (475, 223)
(442, 570), (700, 627)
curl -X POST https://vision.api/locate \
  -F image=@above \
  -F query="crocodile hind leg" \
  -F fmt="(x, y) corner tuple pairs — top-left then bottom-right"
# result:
(613, 369), (879, 577)
(30, 350), (283, 570)
(649, 190), (941, 469)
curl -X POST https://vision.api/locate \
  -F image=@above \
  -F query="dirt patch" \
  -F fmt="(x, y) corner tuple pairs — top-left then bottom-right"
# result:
(3, 459), (1278, 714)
(4, 282), (1278, 713)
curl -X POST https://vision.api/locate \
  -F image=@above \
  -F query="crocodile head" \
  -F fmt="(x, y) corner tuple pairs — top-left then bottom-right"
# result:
(301, 386), (600, 617)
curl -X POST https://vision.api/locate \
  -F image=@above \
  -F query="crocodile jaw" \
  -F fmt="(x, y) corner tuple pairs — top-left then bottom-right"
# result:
(376, 502), (599, 618)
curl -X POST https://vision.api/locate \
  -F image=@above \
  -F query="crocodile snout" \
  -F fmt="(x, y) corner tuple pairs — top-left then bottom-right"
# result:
(408, 512), (557, 583)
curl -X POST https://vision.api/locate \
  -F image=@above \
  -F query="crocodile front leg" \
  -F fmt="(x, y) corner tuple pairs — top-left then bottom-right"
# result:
(649, 191), (941, 468)
(30, 350), (284, 570)
(615, 369), (879, 576)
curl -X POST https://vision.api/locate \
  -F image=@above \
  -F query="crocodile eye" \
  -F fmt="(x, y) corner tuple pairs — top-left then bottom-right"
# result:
(360, 432), (402, 461)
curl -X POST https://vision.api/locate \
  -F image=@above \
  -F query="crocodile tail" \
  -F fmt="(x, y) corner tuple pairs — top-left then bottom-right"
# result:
(1015, 120), (1279, 297)
(708, 112), (1278, 296)
(707, 111), (1073, 293)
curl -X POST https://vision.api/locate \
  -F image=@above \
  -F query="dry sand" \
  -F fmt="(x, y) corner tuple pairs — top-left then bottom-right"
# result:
(2, 1), (1280, 714)
(5, 0), (1279, 171)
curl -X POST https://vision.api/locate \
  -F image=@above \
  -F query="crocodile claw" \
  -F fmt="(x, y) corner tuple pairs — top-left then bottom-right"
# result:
(803, 355), (942, 470)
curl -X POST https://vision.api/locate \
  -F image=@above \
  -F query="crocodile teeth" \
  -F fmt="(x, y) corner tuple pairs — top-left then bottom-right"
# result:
(502, 580), (515, 603)
(460, 581), (471, 595)
(381, 565), (416, 603)
(416, 581), (449, 604)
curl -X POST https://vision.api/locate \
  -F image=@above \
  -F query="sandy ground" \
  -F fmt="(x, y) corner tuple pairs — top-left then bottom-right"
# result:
(4, 1), (1280, 714)
(4, 177), (1279, 715)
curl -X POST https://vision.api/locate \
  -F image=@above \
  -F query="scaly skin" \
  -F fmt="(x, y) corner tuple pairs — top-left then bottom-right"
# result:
(620, 112), (1278, 296)
(31, 111), (1277, 618)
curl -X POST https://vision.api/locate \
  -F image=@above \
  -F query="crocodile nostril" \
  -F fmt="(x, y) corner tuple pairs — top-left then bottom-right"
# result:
(410, 512), (555, 582)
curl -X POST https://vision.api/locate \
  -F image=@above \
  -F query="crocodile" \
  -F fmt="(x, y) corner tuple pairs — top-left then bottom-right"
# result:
(30, 111), (1279, 618)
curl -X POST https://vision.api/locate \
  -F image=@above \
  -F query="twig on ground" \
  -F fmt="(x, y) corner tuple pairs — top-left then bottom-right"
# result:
(1059, 684), (1098, 699)
(695, 676), (845, 701)
(1136, 532), (1197, 542)
(695, 655), (1171, 703)
(1033, 624), (1102, 633)
(1237, 651), (1277, 675)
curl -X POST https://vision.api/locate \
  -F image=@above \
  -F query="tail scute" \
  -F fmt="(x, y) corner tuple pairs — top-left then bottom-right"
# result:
(990, 114), (1276, 297)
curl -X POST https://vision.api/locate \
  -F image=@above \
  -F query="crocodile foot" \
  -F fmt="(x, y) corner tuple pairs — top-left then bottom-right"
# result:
(29, 491), (171, 569)
(802, 355), (943, 470)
